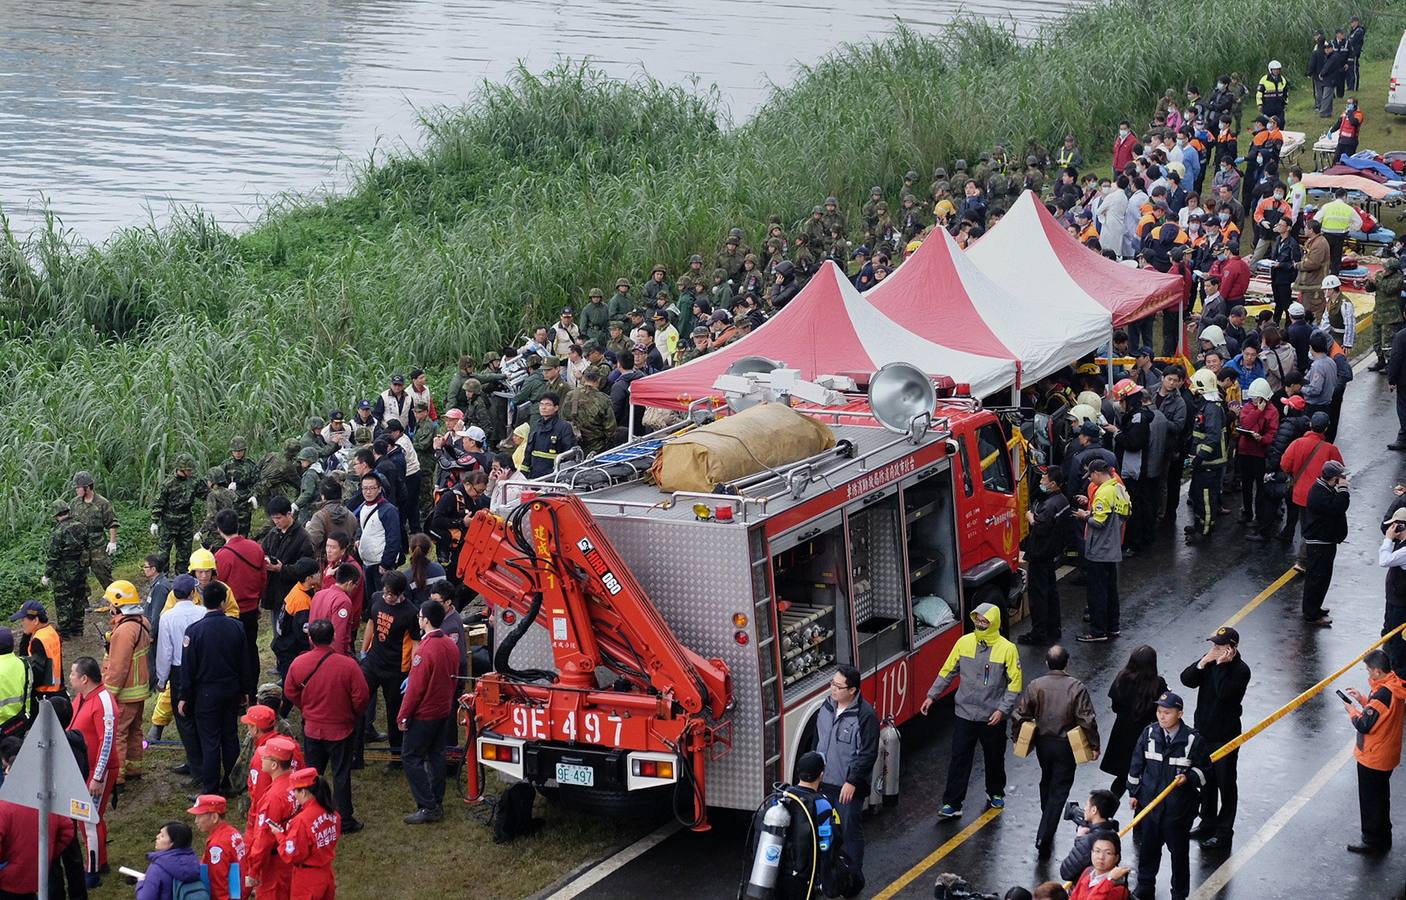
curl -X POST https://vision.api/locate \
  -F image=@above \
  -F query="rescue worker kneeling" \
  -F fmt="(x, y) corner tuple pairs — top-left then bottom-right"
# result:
(741, 751), (859, 899)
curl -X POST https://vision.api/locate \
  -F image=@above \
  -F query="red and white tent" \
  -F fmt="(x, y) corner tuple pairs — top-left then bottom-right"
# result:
(966, 191), (1182, 326)
(629, 261), (1016, 410)
(865, 227), (1110, 388)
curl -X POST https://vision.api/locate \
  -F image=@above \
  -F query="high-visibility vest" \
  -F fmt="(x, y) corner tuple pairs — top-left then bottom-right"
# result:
(32, 625), (62, 694)
(0, 654), (29, 727)
(1319, 199), (1355, 234)
(1338, 110), (1362, 140)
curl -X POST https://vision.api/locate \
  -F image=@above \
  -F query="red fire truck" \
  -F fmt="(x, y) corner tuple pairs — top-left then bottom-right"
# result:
(458, 379), (1023, 829)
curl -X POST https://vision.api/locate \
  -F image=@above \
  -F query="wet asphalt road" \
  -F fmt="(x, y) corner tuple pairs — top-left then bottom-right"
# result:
(562, 366), (1406, 900)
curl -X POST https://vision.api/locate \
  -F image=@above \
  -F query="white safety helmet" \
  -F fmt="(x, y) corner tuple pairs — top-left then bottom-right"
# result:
(1067, 403), (1100, 425)
(1190, 368), (1220, 398)
(1268, 60), (1282, 70)
(1245, 377), (1274, 401)
(1321, 275), (1342, 290)
(1287, 301), (1306, 318)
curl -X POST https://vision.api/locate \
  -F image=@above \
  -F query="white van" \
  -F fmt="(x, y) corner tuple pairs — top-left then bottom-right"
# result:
(1390, 29), (1406, 114)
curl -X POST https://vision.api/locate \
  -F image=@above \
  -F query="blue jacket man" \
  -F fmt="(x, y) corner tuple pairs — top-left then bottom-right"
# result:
(178, 582), (248, 795)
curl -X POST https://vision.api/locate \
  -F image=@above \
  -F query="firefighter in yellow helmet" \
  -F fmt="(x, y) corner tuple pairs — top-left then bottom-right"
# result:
(1186, 369), (1228, 545)
(102, 580), (152, 783)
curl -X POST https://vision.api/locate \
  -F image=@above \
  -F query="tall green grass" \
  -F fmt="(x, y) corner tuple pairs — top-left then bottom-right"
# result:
(0, 0), (1393, 591)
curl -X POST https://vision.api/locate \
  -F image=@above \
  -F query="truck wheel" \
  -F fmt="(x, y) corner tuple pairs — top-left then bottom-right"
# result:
(558, 784), (672, 821)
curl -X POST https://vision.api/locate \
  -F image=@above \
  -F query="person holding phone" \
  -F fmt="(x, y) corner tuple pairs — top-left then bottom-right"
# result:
(1377, 508), (1406, 677)
(1342, 649), (1406, 854)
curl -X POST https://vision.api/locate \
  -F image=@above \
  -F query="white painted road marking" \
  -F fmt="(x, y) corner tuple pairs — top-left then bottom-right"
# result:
(1189, 743), (1356, 899)
(544, 820), (683, 899)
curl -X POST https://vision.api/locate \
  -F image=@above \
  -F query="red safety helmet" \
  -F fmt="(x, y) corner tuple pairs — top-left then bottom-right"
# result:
(1112, 378), (1144, 401)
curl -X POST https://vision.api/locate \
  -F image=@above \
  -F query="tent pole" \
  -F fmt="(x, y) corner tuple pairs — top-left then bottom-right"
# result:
(1178, 299), (1185, 360)
(1107, 326), (1115, 391)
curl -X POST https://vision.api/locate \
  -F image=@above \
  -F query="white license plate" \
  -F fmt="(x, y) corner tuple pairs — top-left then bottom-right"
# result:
(555, 763), (594, 787)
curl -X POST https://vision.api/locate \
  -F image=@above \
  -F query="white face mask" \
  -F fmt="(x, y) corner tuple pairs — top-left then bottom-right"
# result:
(1218, 212), (1231, 222)
(1188, 224), (1200, 233)
(1119, 129), (1129, 138)
(1274, 192), (1285, 200)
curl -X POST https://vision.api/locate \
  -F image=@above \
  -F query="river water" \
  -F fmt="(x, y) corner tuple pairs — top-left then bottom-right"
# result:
(0, 0), (1080, 242)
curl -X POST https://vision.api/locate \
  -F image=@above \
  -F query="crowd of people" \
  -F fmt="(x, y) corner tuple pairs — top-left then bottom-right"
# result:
(0, 17), (1398, 899)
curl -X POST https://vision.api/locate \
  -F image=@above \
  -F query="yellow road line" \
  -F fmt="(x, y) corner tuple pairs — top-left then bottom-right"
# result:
(870, 807), (1002, 900)
(1221, 567), (1299, 628)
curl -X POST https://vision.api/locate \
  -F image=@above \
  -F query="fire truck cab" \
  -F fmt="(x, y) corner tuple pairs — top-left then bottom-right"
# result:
(463, 386), (1023, 824)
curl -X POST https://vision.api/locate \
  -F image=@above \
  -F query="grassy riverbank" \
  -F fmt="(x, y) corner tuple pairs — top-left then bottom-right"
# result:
(0, 0), (1401, 601)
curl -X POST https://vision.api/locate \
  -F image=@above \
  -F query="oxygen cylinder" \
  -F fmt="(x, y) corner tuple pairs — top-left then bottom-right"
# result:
(865, 745), (886, 811)
(744, 800), (791, 899)
(879, 719), (902, 804)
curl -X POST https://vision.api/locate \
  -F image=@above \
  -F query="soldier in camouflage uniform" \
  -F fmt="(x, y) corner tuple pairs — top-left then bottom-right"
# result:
(562, 369), (618, 456)
(716, 234), (745, 283)
(861, 186), (884, 237)
(678, 326), (712, 363)
(258, 438), (303, 503)
(607, 277), (634, 322)
(1367, 256), (1406, 370)
(516, 356), (569, 428)
(293, 447), (323, 526)
(198, 466), (236, 551)
(470, 353), (509, 446)
(581, 342), (612, 384)
(457, 378), (493, 441)
(799, 206), (828, 258)
(45, 500), (89, 637)
(224, 436), (259, 534)
(971, 153), (991, 192)
(411, 400), (439, 519)
(150, 453), (201, 575)
(1022, 155), (1046, 199)
(302, 416), (336, 461)
(70, 470), (117, 595)
(581, 288), (610, 346)
(820, 196), (847, 239)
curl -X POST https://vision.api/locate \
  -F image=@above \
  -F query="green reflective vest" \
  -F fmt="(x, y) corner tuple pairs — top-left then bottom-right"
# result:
(0, 653), (30, 730)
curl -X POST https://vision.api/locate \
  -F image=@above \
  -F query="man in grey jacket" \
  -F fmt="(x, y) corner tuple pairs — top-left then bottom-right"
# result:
(814, 663), (879, 880)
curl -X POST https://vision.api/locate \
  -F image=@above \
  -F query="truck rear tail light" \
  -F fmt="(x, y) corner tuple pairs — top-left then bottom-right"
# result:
(732, 612), (749, 628)
(501, 610), (517, 625)
(631, 759), (674, 779)
(734, 630), (750, 645)
(481, 741), (520, 764)
(715, 505), (734, 522)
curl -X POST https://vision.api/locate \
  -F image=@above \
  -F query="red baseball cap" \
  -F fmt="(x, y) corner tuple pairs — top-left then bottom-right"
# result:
(240, 705), (276, 729)
(263, 735), (298, 762)
(186, 794), (228, 815)
(288, 767), (321, 790)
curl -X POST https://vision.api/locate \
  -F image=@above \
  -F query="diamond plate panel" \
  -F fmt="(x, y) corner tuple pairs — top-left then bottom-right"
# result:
(596, 516), (762, 810)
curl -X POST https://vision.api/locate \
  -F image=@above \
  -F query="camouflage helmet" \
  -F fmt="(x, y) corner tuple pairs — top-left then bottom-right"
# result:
(651, 263), (666, 275)
(875, 201), (889, 212)
(712, 267), (727, 279)
(904, 170), (919, 181)
(52, 499), (71, 517)
(615, 276), (631, 288)
(297, 447), (320, 462)
(229, 435), (248, 452)
(306, 416), (325, 431)
(73, 471), (95, 488)
(728, 227), (745, 240)
(283, 438), (302, 455)
(811, 205), (824, 215)
(206, 466), (227, 483)
(588, 287), (604, 299)
(688, 254), (703, 266)
(744, 253), (758, 265)
(933, 167), (948, 180)
(953, 159), (968, 171)
(173, 453), (197, 472)
(463, 378), (482, 394)
(979, 151), (991, 162)
(824, 196), (838, 206)
(1026, 155), (1039, 167)
(870, 185), (883, 196)
(354, 426), (374, 445)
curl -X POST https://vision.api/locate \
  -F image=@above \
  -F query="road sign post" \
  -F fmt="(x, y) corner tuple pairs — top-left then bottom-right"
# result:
(0, 700), (100, 899)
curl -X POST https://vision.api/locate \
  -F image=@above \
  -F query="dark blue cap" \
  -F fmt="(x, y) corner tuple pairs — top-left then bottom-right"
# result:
(9, 599), (46, 621)
(1155, 691), (1184, 710)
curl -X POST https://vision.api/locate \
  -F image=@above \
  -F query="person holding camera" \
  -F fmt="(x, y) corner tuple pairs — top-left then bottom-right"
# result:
(1060, 790), (1121, 882)
(1301, 460), (1350, 626)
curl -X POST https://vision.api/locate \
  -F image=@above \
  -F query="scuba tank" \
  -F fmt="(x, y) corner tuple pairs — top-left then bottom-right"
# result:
(744, 800), (791, 899)
(866, 716), (903, 810)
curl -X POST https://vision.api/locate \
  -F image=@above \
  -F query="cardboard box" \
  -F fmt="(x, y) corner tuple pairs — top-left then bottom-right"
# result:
(1014, 720), (1036, 758)
(1068, 726), (1096, 764)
